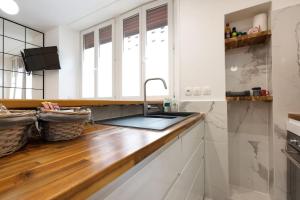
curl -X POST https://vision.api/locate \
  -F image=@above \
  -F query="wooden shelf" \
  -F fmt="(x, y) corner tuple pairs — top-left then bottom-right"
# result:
(225, 30), (271, 50)
(288, 113), (300, 121)
(226, 96), (273, 102)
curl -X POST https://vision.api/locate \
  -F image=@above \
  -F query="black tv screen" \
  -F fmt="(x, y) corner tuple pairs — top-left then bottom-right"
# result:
(22, 46), (61, 72)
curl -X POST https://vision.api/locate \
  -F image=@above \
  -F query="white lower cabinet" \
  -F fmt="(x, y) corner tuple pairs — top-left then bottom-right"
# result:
(181, 122), (204, 166)
(97, 121), (204, 200)
(186, 160), (205, 200)
(104, 138), (182, 200)
(164, 141), (204, 200)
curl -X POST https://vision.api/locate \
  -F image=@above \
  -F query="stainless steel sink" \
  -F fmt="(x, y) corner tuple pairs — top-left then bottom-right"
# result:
(96, 112), (196, 131)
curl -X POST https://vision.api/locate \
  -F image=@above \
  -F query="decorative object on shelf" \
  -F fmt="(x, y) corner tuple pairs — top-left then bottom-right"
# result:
(247, 13), (268, 35)
(225, 30), (271, 50)
(260, 89), (270, 96)
(226, 90), (251, 97)
(253, 13), (268, 31)
(231, 27), (238, 37)
(225, 23), (232, 39)
(252, 87), (262, 96)
(248, 26), (261, 35)
(226, 96), (273, 102)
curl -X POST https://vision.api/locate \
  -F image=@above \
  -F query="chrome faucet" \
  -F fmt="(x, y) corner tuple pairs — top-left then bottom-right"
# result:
(144, 78), (167, 116)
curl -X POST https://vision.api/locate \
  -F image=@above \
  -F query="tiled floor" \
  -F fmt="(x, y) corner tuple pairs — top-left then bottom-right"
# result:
(228, 185), (270, 200)
(204, 185), (271, 200)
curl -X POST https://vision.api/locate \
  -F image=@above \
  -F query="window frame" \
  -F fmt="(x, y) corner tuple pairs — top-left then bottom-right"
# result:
(142, 0), (174, 100)
(117, 8), (142, 99)
(80, 19), (116, 99)
(80, 27), (96, 99)
(80, 0), (173, 100)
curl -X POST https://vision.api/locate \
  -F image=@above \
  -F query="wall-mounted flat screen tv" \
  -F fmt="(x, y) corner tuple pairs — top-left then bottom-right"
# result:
(21, 46), (61, 72)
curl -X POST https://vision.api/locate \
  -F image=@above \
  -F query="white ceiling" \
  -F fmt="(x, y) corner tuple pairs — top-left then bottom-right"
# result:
(0, 0), (153, 32)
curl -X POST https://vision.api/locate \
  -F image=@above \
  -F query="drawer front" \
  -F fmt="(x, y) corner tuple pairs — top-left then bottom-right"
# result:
(105, 138), (181, 200)
(164, 142), (204, 200)
(186, 159), (205, 200)
(182, 122), (204, 165)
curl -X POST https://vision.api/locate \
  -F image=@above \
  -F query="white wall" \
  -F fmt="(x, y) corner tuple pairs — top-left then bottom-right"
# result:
(177, 0), (225, 101)
(44, 27), (59, 99)
(44, 26), (81, 99)
(58, 26), (80, 99)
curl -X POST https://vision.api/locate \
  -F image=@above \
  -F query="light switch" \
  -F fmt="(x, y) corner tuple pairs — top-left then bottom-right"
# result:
(202, 86), (211, 95)
(193, 87), (201, 96)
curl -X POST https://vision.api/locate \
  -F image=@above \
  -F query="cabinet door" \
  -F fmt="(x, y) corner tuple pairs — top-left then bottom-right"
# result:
(182, 122), (204, 165)
(104, 138), (182, 200)
(164, 141), (204, 200)
(186, 158), (205, 200)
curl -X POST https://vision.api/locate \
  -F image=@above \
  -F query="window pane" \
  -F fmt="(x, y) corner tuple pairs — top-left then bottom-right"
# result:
(145, 5), (169, 96)
(26, 29), (43, 47)
(4, 20), (25, 41)
(82, 32), (95, 98)
(122, 14), (140, 97)
(98, 25), (113, 98)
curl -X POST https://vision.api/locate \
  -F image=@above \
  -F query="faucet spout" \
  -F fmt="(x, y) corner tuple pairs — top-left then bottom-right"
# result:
(144, 78), (167, 116)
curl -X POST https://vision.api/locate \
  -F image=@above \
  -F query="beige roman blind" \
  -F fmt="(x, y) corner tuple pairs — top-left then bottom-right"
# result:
(83, 32), (94, 49)
(123, 14), (139, 38)
(99, 25), (112, 45)
(146, 4), (168, 31)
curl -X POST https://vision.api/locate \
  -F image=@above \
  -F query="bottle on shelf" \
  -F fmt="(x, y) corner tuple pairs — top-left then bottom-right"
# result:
(225, 23), (231, 39)
(231, 27), (238, 37)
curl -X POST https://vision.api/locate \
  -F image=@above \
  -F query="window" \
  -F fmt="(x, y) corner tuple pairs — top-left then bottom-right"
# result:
(81, 0), (172, 99)
(122, 14), (140, 97)
(82, 32), (95, 98)
(98, 25), (113, 98)
(145, 4), (169, 96)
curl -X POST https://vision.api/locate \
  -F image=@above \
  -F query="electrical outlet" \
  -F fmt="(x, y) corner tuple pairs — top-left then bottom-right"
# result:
(185, 87), (193, 96)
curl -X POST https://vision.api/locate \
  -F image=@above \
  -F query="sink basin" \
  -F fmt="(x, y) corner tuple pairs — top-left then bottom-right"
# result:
(96, 112), (196, 130)
(149, 112), (196, 117)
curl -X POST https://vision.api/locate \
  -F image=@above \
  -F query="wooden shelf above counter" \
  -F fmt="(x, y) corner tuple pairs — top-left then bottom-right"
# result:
(0, 99), (163, 109)
(288, 113), (300, 121)
(225, 30), (271, 50)
(226, 96), (273, 102)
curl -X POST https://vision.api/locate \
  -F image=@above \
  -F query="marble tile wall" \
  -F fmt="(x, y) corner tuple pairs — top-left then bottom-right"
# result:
(225, 16), (273, 198)
(226, 42), (272, 94)
(272, 4), (300, 200)
(228, 102), (271, 194)
(180, 101), (229, 200)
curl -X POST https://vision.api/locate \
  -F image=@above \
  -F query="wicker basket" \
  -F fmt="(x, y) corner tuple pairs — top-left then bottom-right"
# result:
(0, 110), (37, 157)
(38, 108), (91, 141)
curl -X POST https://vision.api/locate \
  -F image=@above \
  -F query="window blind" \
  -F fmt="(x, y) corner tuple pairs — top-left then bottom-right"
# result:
(84, 32), (94, 49)
(99, 25), (112, 44)
(123, 14), (139, 38)
(146, 4), (168, 31)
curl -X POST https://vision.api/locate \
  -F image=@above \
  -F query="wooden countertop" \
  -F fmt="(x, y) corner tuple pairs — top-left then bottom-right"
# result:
(0, 99), (163, 109)
(288, 113), (300, 121)
(0, 113), (205, 200)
